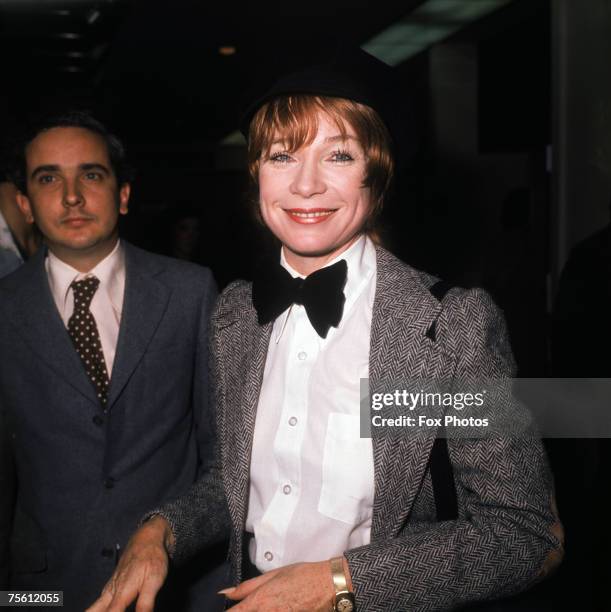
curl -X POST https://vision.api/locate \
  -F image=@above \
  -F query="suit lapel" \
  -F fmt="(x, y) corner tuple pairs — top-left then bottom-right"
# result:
(5, 249), (100, 406)
(369, 247), (454, 540)
(106, 243), (171, 408)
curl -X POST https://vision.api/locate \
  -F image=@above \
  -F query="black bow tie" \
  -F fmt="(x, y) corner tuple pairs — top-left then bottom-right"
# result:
(252, 259), (348, 338)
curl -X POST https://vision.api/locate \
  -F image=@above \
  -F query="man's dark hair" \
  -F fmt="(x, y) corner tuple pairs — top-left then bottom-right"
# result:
(13, 110), (132, 193)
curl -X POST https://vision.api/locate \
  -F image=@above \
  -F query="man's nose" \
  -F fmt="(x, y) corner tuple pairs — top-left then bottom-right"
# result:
(63, 180), (84, 207)
(289, 158), (326, 198)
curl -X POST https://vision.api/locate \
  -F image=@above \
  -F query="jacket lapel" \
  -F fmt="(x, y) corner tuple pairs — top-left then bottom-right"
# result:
(369, 247), (455, 540)
(5, 249), (100, 406)
(106, 243), (171, 408)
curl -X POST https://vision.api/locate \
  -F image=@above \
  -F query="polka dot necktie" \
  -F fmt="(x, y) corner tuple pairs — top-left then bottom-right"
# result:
(67, 277), (110, 406)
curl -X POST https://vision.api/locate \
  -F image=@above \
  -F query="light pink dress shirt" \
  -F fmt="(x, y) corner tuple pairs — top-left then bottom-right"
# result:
(45, 240), (125, 376)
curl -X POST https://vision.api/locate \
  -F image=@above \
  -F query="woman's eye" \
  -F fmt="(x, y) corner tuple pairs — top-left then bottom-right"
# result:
(330, 149), (354, 162)
(268, 151), (293, 163)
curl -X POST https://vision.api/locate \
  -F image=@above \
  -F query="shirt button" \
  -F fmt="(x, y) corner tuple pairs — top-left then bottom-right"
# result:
(297, 351), (307, 360)
(264, 551), (273, 561)
(288, 416), (298, 426)
(104, 478), (115, 489)
(92, 415), (104, 426)
(283, 484), (292, 495)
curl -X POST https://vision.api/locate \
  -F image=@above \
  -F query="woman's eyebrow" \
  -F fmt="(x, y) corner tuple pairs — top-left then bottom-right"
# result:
(324, 134), (357, 143)
(268, 134), (357, 147)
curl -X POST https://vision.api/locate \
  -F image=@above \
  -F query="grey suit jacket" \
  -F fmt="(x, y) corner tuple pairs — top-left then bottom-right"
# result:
(158, 246), (563, 611)
(0, 242), (217, 610)
(0, 247), (21, 279)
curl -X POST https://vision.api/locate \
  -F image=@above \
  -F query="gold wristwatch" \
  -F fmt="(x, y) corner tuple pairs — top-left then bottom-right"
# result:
(330, 556), (356, 612)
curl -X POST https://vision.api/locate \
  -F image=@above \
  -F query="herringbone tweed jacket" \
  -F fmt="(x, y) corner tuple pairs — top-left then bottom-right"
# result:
(158, 246), (563, 611)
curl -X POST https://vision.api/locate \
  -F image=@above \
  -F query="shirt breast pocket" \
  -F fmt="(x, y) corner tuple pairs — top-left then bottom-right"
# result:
(317, 412), (374, 525)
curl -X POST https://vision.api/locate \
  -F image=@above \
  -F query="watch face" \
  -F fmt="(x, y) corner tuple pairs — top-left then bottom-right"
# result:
(336, 597), (355, 612)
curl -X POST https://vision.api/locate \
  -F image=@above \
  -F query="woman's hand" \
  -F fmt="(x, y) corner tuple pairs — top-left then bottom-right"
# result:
(221, 560), (337, 611)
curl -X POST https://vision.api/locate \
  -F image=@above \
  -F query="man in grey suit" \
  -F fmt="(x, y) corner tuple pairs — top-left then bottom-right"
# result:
(0, 112), (221, 611)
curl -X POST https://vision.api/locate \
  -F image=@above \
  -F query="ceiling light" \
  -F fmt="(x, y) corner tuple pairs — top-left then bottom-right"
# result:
(55, 32), (82, 40)
(87, 9), (101, 25)
(220, 130), (246, 145)
(414, 0), (510, 23)
(219, 46), (236, 56)
(362, 0), (511, 65)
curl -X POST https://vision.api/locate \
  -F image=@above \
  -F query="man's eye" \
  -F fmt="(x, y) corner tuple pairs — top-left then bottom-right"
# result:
(38, 175), (55, 184)
(330, 149), (354, 163)
(84, 172), (102, 180)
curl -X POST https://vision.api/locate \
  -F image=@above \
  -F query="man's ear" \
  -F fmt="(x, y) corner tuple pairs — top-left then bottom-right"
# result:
(119, 183), (130, 215)
(15, 191), (35, 224)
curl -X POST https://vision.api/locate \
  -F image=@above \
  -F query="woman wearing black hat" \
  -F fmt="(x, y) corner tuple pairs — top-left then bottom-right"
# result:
(90, 50), (562, 612)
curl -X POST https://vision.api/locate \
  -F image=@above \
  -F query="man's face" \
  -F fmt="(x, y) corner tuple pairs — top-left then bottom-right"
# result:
(258, 111), (371, 275)
(16, 126), (129, 268)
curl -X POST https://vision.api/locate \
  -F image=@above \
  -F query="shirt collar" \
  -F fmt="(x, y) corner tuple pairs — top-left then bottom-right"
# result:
(46, 240), (125, 314)
(280, 234), (373, 305)
(277, 234), (376, 339)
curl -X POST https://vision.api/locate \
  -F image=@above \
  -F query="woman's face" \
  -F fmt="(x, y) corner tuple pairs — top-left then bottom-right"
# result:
(258, 111), (371, 276)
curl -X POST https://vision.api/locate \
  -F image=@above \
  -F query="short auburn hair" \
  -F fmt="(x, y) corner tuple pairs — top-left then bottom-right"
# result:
(247, 95), (394, 232)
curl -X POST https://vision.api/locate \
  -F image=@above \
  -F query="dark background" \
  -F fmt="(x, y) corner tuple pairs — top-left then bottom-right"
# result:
(0, 0), (552, 328)
(2, 0), (610, 610)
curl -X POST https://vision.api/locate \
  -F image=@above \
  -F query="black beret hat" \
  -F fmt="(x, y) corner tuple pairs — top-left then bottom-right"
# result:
(239, 46), (414, 166)
(240, 47), (397, 138)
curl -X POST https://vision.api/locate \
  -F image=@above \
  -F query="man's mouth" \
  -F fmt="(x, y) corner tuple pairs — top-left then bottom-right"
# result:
(62, 217), (93, 227)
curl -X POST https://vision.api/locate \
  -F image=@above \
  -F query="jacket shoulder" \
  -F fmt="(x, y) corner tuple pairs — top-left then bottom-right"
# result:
(213, 279), (252, 321)
(377, 246), (503, 318)
(0, 251), (42, 290)
(375, 246), (511, 366)
(124, 242), (215, 286)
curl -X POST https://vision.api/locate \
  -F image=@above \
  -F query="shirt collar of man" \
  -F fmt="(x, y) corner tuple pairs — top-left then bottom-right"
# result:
(46, 239), (125, 315)
(277, 234), (376, 340)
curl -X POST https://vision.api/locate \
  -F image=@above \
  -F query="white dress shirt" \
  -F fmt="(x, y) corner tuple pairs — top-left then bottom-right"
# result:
(45, 240), (126, 376)
(246, 234), (376, 571)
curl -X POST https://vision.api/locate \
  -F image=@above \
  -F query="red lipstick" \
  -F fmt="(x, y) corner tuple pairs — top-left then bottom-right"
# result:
(284, 208), (336, 224)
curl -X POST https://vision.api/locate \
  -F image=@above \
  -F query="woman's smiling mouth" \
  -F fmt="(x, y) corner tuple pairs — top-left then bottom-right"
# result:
(284, 208), (337, 224)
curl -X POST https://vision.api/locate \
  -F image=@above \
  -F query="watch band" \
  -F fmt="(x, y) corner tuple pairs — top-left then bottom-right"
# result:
(330, 557), (356, 612)
(330, 556), (348, 592)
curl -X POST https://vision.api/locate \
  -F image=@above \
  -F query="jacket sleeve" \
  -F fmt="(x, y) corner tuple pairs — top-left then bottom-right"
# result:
(144, 285), (230, 565)
(344, 288), (564, 611)
(192, 268), (219, 475)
